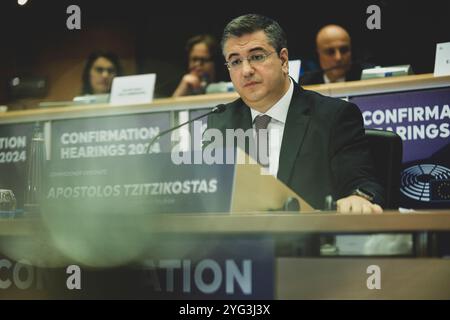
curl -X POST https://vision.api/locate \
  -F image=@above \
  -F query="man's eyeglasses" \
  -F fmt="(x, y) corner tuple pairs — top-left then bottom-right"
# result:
(93, 66), (117, 75)
(321, 45), (350, 56)
(225, 51), (275, 70)
(190, 57), (213, 65)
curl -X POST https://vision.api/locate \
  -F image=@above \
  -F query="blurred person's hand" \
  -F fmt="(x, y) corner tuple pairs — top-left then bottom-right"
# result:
(173, 73), (202, 97)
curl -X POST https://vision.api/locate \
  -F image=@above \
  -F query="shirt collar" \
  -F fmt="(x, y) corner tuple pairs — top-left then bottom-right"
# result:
(323, 73), (345, 84)
(250, 78), (293, 124)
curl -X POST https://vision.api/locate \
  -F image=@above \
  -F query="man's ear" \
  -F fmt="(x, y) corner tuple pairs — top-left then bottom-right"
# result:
(280, 48), (289, 74)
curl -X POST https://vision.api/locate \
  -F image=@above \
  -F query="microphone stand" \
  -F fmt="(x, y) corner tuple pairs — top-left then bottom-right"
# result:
(146, 104), (226, 153)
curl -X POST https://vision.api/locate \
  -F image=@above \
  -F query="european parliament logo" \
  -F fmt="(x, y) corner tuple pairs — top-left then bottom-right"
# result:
(401, 164), (450, 203)
(430, 179), (450, 202)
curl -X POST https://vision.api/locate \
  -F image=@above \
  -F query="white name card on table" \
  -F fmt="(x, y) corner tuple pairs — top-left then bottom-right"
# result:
(288, 60), (301, 83)
(110, 73), (156, 106)
(434, 42), (450, 77)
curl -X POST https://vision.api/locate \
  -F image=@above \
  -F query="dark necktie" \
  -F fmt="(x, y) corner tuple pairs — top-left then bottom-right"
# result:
(253, 114), (271, 167)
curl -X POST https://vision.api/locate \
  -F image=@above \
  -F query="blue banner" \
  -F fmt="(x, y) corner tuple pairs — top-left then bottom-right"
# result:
(135, 236), (274, 299)
(0, 123), (34, 209)
(350, 87), (450, 208)
(189, 108), (212, 151)
(43, 152), (235, 214)
(50, 112), (172, 161)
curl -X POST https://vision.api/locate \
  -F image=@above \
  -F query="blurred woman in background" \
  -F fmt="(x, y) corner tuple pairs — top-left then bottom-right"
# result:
(172, 34), (219, 97)
(81, 51), (123, 95)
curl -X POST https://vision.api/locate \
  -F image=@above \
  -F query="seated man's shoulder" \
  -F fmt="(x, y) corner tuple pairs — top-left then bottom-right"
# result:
(298, 89), (364, 129)
(301, 88), (356, 114)
(299, 70), (324, 85)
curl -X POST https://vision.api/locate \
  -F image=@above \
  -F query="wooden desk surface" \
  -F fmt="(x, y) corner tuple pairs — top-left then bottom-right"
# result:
(1, 210), (449, 300)
(1, 210), (449, 236)
(1, 73), (449, 124)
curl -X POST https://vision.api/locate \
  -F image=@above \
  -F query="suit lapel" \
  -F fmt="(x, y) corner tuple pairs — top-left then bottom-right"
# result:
(227, 100), (254, 156)
(233, 100), (253, 131)
(277, 86), (311, 185)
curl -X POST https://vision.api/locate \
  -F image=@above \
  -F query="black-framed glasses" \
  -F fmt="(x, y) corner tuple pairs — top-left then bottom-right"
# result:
(225, 51), (275, 70)
(321, 45), (350, 56)
(93, 66), (117, 75)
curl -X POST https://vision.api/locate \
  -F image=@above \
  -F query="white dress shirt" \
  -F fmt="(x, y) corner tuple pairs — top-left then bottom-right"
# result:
(323, 74), (345, 84)
(250, 79), (294, 177)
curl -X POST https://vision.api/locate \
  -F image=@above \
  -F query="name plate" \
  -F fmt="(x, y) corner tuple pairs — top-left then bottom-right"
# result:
(288, 59), (301, 83)
(434, 42), (450, 77)
(110, 74), (156, 106)
(43, 152), (235, 214)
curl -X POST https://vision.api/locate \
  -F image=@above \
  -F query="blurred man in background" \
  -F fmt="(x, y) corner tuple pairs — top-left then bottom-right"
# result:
(300, 25), (364, 85)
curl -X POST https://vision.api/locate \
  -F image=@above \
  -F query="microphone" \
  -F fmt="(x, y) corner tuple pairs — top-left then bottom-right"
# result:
(323, 195), (337, 211)
(146, 104), (227, 153)
(267, 197), (300, 212)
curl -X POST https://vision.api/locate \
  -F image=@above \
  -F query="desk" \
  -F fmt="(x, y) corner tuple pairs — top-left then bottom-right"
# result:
(0, 74), (449, 298)
(0, 210), (449, 299)
(1, 74), (449, 210)
(1, 74), (448, 124)
(0, 74), (449, 209)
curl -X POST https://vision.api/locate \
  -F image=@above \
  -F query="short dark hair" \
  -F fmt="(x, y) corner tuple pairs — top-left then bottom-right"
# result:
(221, 14), (287, 55)
(81, 51), (123, 94)
(185, 34), (219, 59)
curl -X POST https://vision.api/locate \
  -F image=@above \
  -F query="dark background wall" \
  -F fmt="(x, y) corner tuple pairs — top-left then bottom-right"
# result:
(0, 0), (449, 107)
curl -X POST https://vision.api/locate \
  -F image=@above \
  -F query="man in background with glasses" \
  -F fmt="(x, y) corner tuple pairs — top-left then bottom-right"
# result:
(206, 14), (384, 213)
(300, 24), (364, 85)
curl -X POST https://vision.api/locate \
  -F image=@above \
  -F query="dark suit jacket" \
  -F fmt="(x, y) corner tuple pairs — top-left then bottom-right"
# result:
(206, 84), (385, 209)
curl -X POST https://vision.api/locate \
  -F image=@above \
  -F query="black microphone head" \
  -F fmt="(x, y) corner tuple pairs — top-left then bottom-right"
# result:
(283, 197), (300, 212)
(212, 104), (226, 114)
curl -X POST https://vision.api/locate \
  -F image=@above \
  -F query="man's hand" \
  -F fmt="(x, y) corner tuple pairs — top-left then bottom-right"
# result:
(336, 195), (383, 214)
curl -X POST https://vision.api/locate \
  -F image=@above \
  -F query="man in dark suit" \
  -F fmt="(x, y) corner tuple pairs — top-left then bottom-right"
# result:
(300, 24), (364, 85)
(207, 14), (384, 213)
